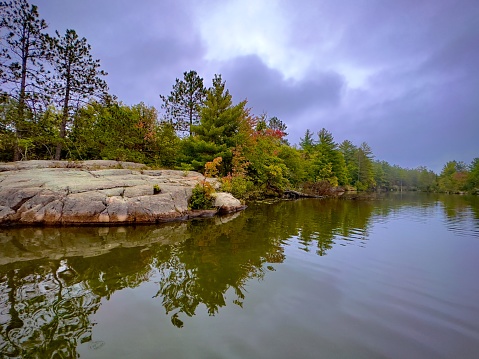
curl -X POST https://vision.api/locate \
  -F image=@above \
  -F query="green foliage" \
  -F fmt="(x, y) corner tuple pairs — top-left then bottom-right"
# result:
(149, 121), (181, 167)
(264, 162), (288, 192)
(189, 181), (215, 210)
(241, 125), (289, 194)
(339, 140), (357, 185)
(467, 158), (479, 192)
(0, 97), (21, 161)
(438, 161), (469, 193)
(277, 144), (305, 187)
(219, 146), (255, 199)
(0, 97), (59, 161)
(179, 136), (230, 173)
(69, 101), (178, 165)
(71, 102), (139, 161)
(153, 184), (161, 194)
(417, 167), (438, 192)
(296, 128), (348, 189)
(430, 159), (478, 194)
(356, 142), (376, 190)
(221, 175), (254, 200)
(371, 161), (439, 192)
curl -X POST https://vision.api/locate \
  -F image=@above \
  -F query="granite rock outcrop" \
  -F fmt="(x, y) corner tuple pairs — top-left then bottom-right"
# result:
(0, 160), (245, 225)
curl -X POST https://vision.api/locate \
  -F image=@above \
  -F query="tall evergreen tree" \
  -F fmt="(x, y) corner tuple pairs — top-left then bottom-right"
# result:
(0, 0), (49, 160)
(315, 128), (348, 185)
(300, 129), (315, 152)
(356, 142), (376, 190)
(267, 116), (287, 133)
(373, 160), (387, 189)
(339, 140), (357, 185)
(194, 74), (246, 147)
(160, 70), (206, 137)
(339, 140), (376, 190)
(302, 129), (342, 186)
(48, 29), (108, 160)
(182, 74), (246, 174)
(254, 114), (288, 142)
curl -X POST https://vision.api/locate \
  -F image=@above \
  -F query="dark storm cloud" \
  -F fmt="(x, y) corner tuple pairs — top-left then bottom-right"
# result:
(218, 55), (344, 122)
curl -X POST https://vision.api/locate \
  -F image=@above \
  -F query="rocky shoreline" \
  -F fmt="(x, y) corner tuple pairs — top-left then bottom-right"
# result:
(0, 160), (246, 226)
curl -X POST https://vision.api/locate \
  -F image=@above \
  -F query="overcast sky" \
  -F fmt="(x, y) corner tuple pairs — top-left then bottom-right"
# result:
(34, 0), (478, 173)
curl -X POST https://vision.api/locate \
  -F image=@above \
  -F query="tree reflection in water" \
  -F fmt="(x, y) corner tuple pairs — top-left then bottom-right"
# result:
(0, 261), (101, 358)
(152, 216), (285, 327)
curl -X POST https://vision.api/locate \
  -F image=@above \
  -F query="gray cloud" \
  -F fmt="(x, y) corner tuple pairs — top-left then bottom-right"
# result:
(218, 55), (344, 119)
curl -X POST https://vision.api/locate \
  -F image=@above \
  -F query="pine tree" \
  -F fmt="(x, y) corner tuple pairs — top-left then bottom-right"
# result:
(339, 140), (357, 184)
(181, 74), (246, 174)
(313, 128), (348, 186)
(356, 142), (376, 190)
(267, 116), (288, 142)
(47, 29), (108, 160)
(300, 129), (315, 152)
(160, 70), (206, 137)
(0, 0), (49, 160)
(194, 74), (246, 147)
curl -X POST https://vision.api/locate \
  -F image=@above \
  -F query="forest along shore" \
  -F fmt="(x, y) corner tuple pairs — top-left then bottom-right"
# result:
(0, 160), (245, 226)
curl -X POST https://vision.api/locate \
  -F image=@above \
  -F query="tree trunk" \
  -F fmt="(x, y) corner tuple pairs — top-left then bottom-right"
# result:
(55, 64), (71, 160)
(188, 92), (193, 137)
(54, 106), (68, 160)
(13, 32), (30, 162)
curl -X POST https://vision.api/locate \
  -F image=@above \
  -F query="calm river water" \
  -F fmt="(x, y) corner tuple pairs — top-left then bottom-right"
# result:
(1, 193), (478, 358)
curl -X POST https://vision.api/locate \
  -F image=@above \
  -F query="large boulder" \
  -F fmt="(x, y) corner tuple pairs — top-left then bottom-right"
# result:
(0, 160), (245, 226)
(213, 192), (247, 214)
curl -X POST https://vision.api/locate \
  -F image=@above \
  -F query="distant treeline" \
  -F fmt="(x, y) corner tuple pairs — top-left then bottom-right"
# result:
(1, 0), (477, 197)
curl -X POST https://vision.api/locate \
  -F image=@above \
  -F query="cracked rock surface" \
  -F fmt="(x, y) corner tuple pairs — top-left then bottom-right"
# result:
(0, 160), (244, 226)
